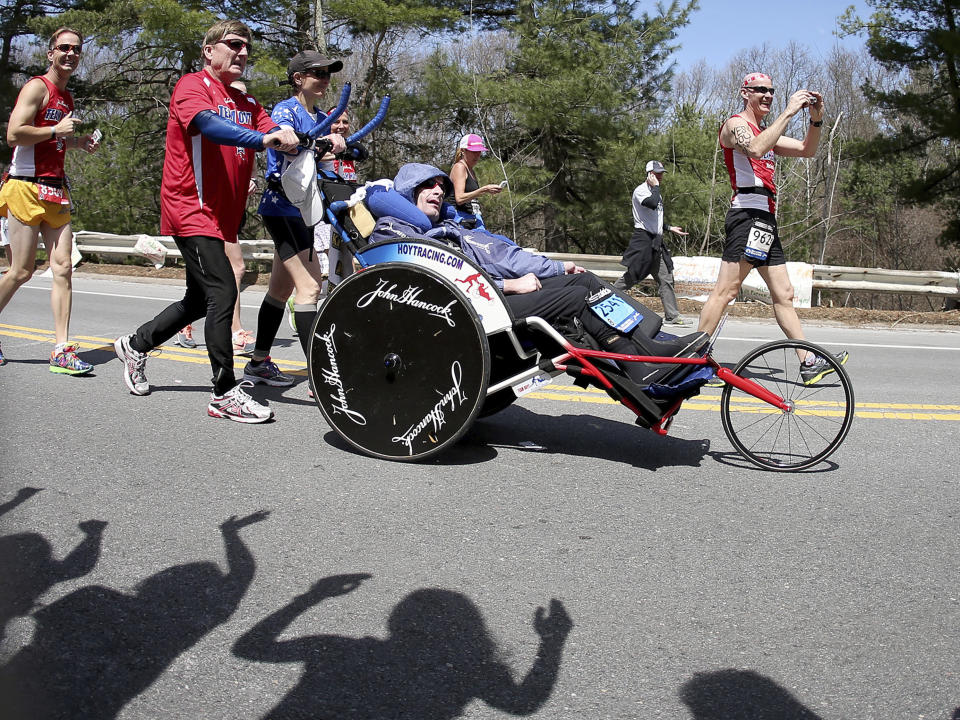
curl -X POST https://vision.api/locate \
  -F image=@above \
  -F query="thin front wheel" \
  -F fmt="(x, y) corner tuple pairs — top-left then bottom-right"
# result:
(720, 340), (854, 471)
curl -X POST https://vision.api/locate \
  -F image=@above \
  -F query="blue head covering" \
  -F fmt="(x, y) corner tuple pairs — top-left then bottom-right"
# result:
(393, 163), (454, 203)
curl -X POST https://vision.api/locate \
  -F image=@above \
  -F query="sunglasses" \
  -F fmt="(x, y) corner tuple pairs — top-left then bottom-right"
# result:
(217, 39), (251, 53)
(304, 69), (331, 79)
(54, 43), (82, 54)
(745, 86), (775, 95)
(417, 178), (446, 192)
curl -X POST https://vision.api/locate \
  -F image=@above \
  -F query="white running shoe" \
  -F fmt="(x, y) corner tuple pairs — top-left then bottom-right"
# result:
(114, 334), (150, 395)
(207, 381), (274, 423)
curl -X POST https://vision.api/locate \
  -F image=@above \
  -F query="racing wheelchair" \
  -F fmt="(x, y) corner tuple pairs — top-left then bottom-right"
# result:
(291, 93), (854, 472)
(304, 191), (853, 472)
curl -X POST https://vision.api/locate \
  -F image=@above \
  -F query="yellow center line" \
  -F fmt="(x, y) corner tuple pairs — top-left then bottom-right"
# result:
(525, 385), (960, 421)
(4, 324), (957, 420)
(1, 324), (307, 373)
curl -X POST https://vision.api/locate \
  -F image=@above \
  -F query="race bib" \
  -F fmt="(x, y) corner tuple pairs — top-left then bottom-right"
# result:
(744, 219), (775, 261)
(38, 183), (69, 205)
(588, 291), (644, 333)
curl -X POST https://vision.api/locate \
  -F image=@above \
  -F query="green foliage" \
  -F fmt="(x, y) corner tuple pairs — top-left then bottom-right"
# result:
(653, 103), (729, 256)
(498, 0), (696, 252)
(329, 0), (459, 36)
(66, 110), (164, 234)
(841, 0), (960, 260)
(408, 0), (696, 253)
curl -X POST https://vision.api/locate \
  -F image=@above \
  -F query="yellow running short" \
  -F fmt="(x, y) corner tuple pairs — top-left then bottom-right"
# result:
(0, 178), (72, 229)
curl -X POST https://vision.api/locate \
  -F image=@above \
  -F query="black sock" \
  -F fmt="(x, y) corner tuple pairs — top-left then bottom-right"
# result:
(253, 295), (286, 359)
(294, 307), (317, 361)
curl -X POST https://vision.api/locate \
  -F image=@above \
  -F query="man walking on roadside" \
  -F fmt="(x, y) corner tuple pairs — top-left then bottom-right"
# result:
(614, 160), (690, 326)
(114, 19), (299, 422)
(0, 27), (101, 373)
(697, 72), (848, 385)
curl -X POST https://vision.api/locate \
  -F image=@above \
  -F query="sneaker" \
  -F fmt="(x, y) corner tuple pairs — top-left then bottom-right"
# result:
(174, 324), (197, 349)
(287, 296), (298, 335)
(800, 350), (849, 386)
(208, 381), (274, 423)
(243, 357), (294, 387)
(232, 329), (255, 354)
(0, 340), (6, 366)
(664, 316), (690, 327)
(114, 334), (150, 395)
(49, 343), (93, 376)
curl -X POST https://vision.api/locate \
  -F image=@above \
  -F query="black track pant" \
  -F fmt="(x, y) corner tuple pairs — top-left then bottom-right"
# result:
(131, 235), (238, 394)
(504, 274), (624, 347)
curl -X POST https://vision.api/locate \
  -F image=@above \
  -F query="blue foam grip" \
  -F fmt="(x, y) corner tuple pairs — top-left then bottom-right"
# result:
(346, 95), (391, 144)
(309, 83), (351, 139)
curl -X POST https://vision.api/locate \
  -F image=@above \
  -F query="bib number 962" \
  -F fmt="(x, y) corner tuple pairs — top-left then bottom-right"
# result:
(745, 220), (775, 261)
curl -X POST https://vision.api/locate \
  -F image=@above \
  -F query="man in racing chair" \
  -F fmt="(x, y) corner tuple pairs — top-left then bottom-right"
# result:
(368, 163), (708, 387)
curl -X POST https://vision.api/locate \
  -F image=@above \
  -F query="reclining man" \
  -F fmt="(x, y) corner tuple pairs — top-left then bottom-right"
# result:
(368, 163), (707, 386)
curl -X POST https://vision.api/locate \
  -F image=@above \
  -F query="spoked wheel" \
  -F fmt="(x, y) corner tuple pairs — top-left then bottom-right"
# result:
(309, 263), (490, 461)
(720, 339), (854, 471)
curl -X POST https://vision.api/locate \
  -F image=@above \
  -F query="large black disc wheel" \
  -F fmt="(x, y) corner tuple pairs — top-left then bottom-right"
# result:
(308, 263), (490, 461)
(720, 339), (854, 472)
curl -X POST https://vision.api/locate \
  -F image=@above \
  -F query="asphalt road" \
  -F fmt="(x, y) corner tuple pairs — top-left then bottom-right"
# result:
(1, 272), (958, 719)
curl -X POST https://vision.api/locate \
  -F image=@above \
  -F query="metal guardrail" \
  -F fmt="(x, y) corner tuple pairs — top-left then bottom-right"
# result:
(73, 231), (276, 262)
(808, 265), (960, 297)
(73, 231), (960, 299)
(542, 253), (960, 298)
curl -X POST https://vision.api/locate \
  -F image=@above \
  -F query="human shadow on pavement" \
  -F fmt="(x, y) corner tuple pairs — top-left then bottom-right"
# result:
(0, 487), (106, 644)
(468, 405), (709, 470)
(234, 575), (573, 719)
(0, 485), (42, 520)
(0, 511), (268, 720)
(679, 668), (823, 719)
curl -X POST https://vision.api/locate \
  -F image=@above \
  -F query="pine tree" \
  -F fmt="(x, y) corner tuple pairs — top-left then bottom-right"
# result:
(841, 0), (960, 261)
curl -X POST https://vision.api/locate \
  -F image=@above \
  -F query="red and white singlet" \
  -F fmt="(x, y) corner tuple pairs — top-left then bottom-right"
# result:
(722, 114), (777, 213)
(9, 76), (73, 179)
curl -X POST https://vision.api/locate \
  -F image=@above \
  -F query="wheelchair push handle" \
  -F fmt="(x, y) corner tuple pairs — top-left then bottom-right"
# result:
(309, 83), (351, 140)
(294, 130), (334, 157)
(298, 89), (389, 163)
(337, 95), (390, 163)
(345, 95), (390, 145)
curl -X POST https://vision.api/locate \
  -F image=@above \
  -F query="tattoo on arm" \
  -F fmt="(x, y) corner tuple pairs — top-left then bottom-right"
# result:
(733, 124), (753, 151)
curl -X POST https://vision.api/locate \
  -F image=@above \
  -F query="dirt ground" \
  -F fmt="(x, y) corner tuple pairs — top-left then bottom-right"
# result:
(14, 260), (960, 329)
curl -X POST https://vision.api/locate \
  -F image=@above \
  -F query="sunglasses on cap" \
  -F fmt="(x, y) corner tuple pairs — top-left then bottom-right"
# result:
(744, 86), (775, 95)
(217, 38), (251, 53)
(55, 43), (82, 54)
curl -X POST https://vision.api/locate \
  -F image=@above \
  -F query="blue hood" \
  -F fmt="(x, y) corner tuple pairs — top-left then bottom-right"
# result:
(393, 163), (453, 203)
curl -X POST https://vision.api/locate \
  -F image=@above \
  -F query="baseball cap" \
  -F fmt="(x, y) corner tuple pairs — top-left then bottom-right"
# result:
(645, 160), (666, 173)
(287, 50), (343, 77)
(458, 134), (488, 152)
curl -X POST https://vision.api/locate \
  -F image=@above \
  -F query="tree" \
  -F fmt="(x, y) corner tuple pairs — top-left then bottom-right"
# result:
(841, 0), (960, 265)
(376, 0), (695, 253)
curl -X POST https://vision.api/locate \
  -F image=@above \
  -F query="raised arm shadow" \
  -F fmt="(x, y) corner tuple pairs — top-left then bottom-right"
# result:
(235, 580), (572, 719)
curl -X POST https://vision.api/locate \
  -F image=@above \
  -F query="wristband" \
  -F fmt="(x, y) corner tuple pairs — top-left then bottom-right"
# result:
(51, 127), (57, 140)
(810, 119), (823, 127)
